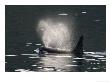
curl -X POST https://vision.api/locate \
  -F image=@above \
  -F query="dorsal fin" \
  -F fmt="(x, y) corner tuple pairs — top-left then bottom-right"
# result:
(73, 35), (83, 57)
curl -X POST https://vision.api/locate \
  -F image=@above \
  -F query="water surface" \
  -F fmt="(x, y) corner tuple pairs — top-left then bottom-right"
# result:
(5, 52), (106, 72)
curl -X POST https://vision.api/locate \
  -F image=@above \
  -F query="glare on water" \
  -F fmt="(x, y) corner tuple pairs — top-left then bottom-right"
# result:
(5, 52), (106, 72)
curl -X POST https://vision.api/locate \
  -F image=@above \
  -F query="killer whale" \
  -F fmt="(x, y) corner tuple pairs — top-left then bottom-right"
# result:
(36, 35), (83, 57)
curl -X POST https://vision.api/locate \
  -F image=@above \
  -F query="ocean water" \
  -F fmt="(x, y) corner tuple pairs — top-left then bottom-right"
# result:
(5, 52), (106, 72)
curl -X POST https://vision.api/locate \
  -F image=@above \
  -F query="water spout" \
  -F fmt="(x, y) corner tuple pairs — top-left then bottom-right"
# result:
(37, 16), (75, 51)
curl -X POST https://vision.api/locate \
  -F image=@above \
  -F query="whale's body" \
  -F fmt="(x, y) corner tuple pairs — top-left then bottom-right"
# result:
(36, 36), (83, 57)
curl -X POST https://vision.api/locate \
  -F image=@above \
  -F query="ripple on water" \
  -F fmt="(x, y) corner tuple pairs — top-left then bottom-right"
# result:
(55, 56), (72, 58)
(35, 44), (41, 45)
(65, 65), (78, 67)
(101, 60), (106, 61)
(32, 65), (37, 67)
(85, 59), (96, 61)
(37, 67), (43, 69)
(98, 58), (106, 60)
(92, 68), (99, 70)
(6, 52), (106, 72)
(72, 61), (77, 62)
(21, 54), (38, 56)
(89, 55), (104, 58)
(73, 57), (85, 60)
(29, 57), (40, 59)
(5, 55), (18, 57)
(43, 67), (55, 71)
(15, 69), (30, 72)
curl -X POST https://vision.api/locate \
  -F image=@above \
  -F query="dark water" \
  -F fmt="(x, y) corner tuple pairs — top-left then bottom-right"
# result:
(5, 52), (106, 72)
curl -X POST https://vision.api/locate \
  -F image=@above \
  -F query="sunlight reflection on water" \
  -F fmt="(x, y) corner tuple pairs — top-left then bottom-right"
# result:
(5, 52), (106, 72)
